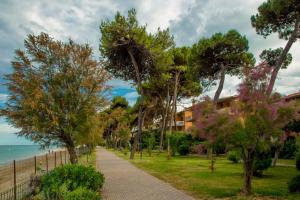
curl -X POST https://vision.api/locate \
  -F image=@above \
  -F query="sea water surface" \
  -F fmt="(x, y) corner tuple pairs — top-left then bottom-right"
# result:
(0, 145), (52, 165)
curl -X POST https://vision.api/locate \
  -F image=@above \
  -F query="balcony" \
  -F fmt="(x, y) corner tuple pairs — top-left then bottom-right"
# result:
(185, 116), (193, 122)
(168, 121), (185, 127)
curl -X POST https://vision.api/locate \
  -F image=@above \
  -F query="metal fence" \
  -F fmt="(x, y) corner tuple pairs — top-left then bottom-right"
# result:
(0, 148), (90, 200)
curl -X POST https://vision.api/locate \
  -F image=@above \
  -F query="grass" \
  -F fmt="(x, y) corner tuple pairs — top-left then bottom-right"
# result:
(277, 159), (296, 166)
(113, 150), (300, 200)
(78, 150), (96, 167)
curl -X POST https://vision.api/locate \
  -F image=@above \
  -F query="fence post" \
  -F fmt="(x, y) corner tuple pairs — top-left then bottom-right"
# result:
(13, 160), (16, 200)
(65, 151), (67, 164)
(60, 151), (62, 166)
(54, 152), (57, 168)
(34, 156), (37, 174)
(46, 154), (48, 173)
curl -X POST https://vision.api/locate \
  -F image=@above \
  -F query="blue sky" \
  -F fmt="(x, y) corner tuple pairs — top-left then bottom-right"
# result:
(0, 0), (300, 145)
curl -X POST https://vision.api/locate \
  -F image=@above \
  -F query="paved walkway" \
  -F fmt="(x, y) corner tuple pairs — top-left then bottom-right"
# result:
(96, 147), (195, 200)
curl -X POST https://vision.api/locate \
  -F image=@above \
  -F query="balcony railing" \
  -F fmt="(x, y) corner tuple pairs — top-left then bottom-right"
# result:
(168, 121), (185, 126)
(185, 116), (193, 121)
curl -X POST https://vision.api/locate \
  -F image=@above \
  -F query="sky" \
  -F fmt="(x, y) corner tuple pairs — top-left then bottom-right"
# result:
(0, 0), (299, 145)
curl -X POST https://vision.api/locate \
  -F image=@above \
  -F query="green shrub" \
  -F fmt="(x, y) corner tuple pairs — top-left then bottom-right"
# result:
(288, 174), (300, 193)
(253, 152), (272, 176)
(280, 138), (298, 159)
(64, 187), (101, 200)
(178, 143), (190, 156)
(296, 152), (300, 171)
(227, 151), (240, 163)
(40, 164), (104, 198)
(167, 132), (193, 156)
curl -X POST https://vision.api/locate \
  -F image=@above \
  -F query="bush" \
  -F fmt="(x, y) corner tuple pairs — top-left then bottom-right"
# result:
(227, 151), (240, 163)
(40, 164), (104, 199)
(288, 174), (300, 193)
(280, 137), (298, 159)
(253, 152), (272, 176)
(178, 143), (190, 156)
(167, 132), (193, 156)
(296, 152), (300, 171)
(64, 187), (101, 200)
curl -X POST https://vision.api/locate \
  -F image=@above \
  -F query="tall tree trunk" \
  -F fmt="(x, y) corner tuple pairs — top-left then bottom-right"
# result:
(159, 87), (170, 152)
(272, 148), (280, 167)
(213, 64), (226, 104)
(129, 133), (137, 159)
(67, 145), (78, 164)
(266, 17), (300, 96)
(128, 49), (144, 159)
(241, 150), (255, 195)
(173, 72), (179, 131)
(167, 72), (180, 158)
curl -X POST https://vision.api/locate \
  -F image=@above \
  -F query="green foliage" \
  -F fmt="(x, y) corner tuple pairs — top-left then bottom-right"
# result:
(189, 29), (254, 89)
(296, 152), (300, 171)
(253, 152), (272, 177)
(280, 138), (298, 159)
(288, 174), (300, 193)
(64, 187), (101, 200)
(167, 132), (192, 156)
(227, 150), (241, 163)
(100, 9), (174, 84)
(260, 48), (292, 69)
(111, 96), (129, 109)
(251, 0), (300, 39)
(178, 143), (190, 156)
(40, 164), (104, 199)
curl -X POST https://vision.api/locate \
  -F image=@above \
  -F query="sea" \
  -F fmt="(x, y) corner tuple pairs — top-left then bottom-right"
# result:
(0, 145), (53, 165)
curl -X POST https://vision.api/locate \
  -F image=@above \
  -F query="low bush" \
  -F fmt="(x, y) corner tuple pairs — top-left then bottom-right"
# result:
(227, 151), (240, 163)
(167, 132), (193, 156)
(296, 152), (300, 171)
(280, 137), (298, 159)
(36, 164), (104, 199)
(178, 143), (190, 156)
(64, 187), (101, 200)
(288, 174), (300, 193)
(253, 152), (272, 177)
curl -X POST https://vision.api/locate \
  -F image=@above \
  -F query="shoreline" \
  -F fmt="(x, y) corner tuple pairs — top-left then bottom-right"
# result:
(0, 145), (62, 165)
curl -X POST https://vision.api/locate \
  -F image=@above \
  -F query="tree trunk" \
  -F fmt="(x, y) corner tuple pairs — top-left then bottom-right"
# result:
(213, 64), (226, 104)
(272, 148), (280, 167)
(159, 87), (170, 152)
(173, 72), (179, 131)
(129, 133), (137, 159)
(128, 49), (144, 159)
(241, 150), (254, 195)
(266, 17), (300, 96)
(67, 145), (78, 164)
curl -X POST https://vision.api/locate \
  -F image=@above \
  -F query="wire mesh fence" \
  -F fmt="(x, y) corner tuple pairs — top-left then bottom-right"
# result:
(0, 147), (90, 200)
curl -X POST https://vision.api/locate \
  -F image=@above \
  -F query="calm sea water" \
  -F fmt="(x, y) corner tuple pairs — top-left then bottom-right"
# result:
(0, 145), (52, 164)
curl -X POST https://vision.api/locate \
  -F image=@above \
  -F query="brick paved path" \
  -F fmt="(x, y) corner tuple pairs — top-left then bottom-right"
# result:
(96, 147), (195, 200)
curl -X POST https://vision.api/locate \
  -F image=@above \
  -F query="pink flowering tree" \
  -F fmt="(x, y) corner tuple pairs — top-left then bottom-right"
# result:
(193, 97), (230, 172)
(224, 62), (299, 195)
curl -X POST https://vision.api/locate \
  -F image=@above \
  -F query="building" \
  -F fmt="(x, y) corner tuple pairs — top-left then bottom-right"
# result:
(172, 91), (300, 132)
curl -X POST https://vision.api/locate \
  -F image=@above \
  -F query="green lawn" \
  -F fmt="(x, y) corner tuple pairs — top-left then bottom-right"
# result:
(114, 150), (300, 200)
(78, 150), (96, 167)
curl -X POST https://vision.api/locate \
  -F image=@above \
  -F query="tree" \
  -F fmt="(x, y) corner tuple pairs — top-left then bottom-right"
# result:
(0, 33), (109, 163)
(251, 0), (300, 96)
(102, 96), (131, 149)
(193, 97), (229, 172)
(189, 30), (254, 103)
(224, 62), (299, 195)
(100, 9), (174, 159)
(111, 96), (129, 110)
